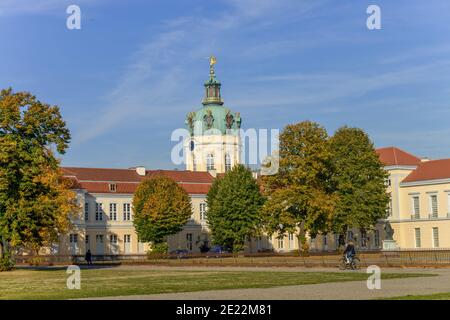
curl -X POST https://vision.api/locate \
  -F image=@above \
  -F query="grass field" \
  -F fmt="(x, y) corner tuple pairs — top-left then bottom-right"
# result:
(0, 267), (434, 300)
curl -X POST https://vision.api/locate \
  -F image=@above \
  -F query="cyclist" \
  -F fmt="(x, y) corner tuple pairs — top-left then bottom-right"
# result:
(343, 240), (356, 265)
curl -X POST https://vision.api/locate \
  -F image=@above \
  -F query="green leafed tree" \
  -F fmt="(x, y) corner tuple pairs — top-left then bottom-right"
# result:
(206, 164), (264, 253)
(132, 175), (192, 251)
(261, 121), (336, 252)
(0, 88), (77, 269)
(329, 126), (389, 242)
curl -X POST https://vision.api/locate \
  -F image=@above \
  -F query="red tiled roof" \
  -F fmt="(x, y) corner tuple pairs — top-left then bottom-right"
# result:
(62, 167), (142, 182)
(147, 170), (214, 183)
(376, 147), (421, 166)
(402, 159), (450, 183)
(62, 167), (213, 195)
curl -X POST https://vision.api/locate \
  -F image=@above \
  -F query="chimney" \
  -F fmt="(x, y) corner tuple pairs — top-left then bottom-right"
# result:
(135, 166), (146, 176)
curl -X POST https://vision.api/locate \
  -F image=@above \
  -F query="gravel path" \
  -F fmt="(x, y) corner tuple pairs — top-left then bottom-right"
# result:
(84, 266), (450, 300)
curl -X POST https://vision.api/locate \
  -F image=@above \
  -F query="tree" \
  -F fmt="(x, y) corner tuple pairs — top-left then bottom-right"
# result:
(0, 88), (76, 267)
(206, 165), (264, 252)
(132, 175), (192, 249)
(261, 121), (336, 252)
(329, 126), (389, 242)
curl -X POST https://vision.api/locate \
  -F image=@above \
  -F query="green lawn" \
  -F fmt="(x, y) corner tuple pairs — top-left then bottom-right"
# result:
(386, 292), (450, 300)
(0, 267), (434, 299)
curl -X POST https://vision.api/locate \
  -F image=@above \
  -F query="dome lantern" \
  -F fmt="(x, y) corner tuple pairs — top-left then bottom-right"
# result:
(202, 55), (224, 106)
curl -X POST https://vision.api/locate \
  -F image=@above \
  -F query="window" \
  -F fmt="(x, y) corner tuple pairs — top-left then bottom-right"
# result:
(430, 195), (438, 218)
(412, 196), (420, 219)
(360, 229), (367, 247)
(109, 183), (117, 192)
(95, 203), (103, 221)
(288, 233), (294, 248)
(69, 234), (78, 243)
(206, 154), (215, 171)
(85, 235), (90, 245)
(278, 236), (284, 249)
(186, 233), (193, 251)
(69, 234), (78, 254)
(432, 227), (439, 248)
(374, 230), (380, 247)
(124, 234), (131, 243)
(96, 234), (103, 243)
(347, 231), (353, 241)
(225, 153), (231, 172)
(109, 203), (117, 221)
(448, 194), (450, 216)
(192, 154), (197, 171)
(310, 236), (316, 249)
(323, 235), (328, 246)
(200, 203), (207, 220)
(84, 202), (89, 221)
(387, 196), (392, 217)
(415, 228), (421, 248)
(123, 203), (131, 221)
(110, 234), (118, 244)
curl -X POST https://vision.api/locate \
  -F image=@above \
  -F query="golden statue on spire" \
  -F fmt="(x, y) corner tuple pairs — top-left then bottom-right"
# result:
(209, 55), (217, 68)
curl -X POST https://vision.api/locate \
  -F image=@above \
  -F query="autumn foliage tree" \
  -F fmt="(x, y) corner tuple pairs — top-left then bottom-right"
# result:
(0, 88), (77, 269)
(261, 121), (336, 252)
(132, 176), (192, 252)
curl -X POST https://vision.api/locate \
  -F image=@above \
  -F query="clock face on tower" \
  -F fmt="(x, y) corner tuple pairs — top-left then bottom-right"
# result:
(189, 140), (195, 151)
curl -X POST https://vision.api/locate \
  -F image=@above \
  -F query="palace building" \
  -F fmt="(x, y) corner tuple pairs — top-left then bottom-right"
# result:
(56, 59), (450, 256)
(377, 147), (450, 249)
(59, 167), (213, 255)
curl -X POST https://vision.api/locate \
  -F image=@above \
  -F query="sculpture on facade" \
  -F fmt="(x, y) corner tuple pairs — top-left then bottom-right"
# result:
(225, 111), (234, 129)
(186, 112), (195, 132)
(203, 109), (214, 129)
(384, 221), (394, 240)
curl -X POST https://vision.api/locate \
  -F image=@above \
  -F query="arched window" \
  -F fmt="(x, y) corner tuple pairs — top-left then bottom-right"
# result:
(206, 154), (215, 171)
(225, 153), (231, 172)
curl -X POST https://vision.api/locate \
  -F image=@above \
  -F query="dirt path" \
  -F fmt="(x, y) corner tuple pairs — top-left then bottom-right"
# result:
(84, 266), (450, 300)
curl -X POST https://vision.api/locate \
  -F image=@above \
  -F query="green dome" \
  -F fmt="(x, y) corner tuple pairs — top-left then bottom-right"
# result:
(186, 104), (241, 135)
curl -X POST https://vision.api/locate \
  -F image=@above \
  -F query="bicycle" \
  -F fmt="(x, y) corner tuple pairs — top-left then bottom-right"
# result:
(338, 255), (360, 270)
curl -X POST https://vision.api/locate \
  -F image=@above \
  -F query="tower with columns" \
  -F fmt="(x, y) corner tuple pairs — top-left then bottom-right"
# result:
(184, 57), (242, 175)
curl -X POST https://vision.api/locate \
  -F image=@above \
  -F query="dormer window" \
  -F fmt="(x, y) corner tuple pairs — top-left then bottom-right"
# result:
(109, 183), (117, 192)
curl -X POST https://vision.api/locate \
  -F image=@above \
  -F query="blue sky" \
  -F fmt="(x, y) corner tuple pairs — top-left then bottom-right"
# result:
(1, 0), (450, 169)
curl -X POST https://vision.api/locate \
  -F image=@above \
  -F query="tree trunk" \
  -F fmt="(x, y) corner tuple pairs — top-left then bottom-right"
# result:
(297, 221), (308, 255)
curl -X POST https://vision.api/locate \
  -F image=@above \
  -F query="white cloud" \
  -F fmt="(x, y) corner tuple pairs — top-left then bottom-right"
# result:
(74, 0), (327, 144)
(233, 59), (450, 109)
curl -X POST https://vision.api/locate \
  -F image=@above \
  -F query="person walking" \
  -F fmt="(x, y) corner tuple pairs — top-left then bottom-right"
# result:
(85, 249), (93, 265)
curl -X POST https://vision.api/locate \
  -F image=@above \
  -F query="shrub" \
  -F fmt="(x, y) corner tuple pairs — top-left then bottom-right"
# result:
(147, 242), (169, 260)
(29, 256), (43, 266)
(151, 242), (168, 254)
(0, 253), (15, 272)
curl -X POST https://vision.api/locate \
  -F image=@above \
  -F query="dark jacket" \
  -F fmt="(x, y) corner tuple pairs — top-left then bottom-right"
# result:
(85, 251), (92, 260)
(344, 244), (356, 255)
